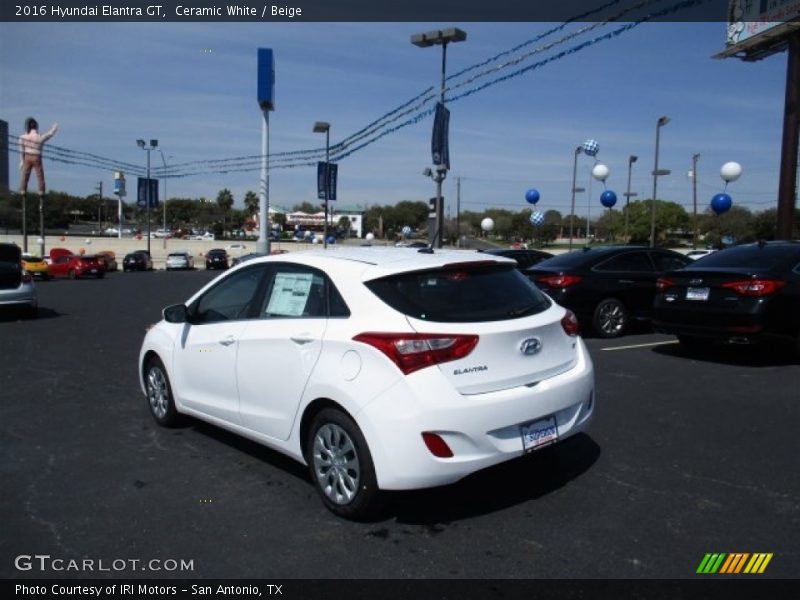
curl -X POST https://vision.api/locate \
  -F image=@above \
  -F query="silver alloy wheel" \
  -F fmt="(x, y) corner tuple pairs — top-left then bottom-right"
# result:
(598, 302), (625, 335)
(147, 365), (170, 420)
(312, 423), (361, 505)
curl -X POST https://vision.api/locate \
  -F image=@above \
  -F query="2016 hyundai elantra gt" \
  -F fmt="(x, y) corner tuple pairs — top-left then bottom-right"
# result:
(139, 247), (595, 519)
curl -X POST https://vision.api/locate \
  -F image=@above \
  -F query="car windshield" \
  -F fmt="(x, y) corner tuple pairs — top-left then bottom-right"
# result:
(686, 244), (800, 272)
(24, 256), (44, 263)
(365, 263), (551, 322)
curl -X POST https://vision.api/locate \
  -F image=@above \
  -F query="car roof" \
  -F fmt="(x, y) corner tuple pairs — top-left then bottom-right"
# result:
(238, 247), (516, 281)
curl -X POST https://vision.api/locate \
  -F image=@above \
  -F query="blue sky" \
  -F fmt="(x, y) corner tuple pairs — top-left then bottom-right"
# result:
(1, 19), (790, 219)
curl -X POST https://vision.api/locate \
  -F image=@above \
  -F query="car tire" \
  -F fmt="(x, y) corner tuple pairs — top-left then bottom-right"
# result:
(144, 356), (181, 427)
(96, 272), (104, 279)
(592, 298), (628, 338)
(68, 269), (77, 280)
(306, 408), (380, 520)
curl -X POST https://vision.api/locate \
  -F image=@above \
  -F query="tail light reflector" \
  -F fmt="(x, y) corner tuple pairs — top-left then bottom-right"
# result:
(538, 274), (582, 289)
(560, 310), (581, 337)
(353, 332), (478, 375)
(721, 279), (785, 297)
(422, 432), (454, 458)
(656, 277), (675, 292)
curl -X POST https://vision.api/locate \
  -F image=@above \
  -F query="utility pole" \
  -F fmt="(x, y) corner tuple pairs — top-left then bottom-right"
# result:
(96, 181), (103, 226)
(456, 176), (461, 247)
(692, 154), (700, 249)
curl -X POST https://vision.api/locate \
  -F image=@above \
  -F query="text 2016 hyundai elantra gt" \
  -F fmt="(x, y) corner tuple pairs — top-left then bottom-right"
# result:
(139, 247), (595, 519)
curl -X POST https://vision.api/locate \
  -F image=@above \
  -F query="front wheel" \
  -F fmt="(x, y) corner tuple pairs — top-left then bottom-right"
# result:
(592, 298), (628, 338)
(144, 356), (181, 427)
(306, 408), (380, 520)
(68, 269), (77, 280)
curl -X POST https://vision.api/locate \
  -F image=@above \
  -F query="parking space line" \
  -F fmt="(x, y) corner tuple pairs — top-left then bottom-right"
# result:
(600, 340), (679, 351)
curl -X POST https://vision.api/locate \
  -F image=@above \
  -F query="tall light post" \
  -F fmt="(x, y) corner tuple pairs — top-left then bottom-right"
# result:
(650, 116), (670, 247)
(690, 153), (700, 249)
(136, 138), (158, 255)
(624, 155), (638, 241)
(313, 121), (331, 249)
(158, 150), (172, 249)
(568, 145), (584, 250)
(411, 27), (466, 248)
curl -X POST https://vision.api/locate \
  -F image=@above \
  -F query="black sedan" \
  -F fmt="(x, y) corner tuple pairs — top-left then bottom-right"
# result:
(653, 241), (800, 356)
(122, 251), (153, 272)
(478, 247), (553, 270)
(526, 246), (691, 338)
(205, 248), (229, 270)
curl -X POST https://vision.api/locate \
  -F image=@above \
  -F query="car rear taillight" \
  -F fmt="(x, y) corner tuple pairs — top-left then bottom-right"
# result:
(353, 332), (479, 375)
(538, 274), (582, 289)
(721, 279), (786, 297)
(656, 277), (675, 292)
(560, 310), (580, 337)
(421, 432), (454, 458)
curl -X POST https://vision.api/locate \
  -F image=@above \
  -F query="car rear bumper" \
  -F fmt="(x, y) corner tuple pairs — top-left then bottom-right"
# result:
(0, 284), (37, 307)
(356, 338), (595, 490)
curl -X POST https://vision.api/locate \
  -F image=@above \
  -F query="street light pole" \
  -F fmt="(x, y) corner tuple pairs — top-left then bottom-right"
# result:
(691, 153), (700, 249)
(568, 146), (583, 250)
(159, 151), (172, 250)
(624, 155), (638, 242)
(313, 122), (331, 249)
(650, 116), (670, 247)
(412, 28), (466, 249)
(136, 138), (158, 256)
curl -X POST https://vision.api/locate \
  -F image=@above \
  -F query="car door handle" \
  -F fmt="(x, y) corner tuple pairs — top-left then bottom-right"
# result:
(618, 279), (635, 284)
(290, 335), (315, 345)
(219, 335), (236, 346)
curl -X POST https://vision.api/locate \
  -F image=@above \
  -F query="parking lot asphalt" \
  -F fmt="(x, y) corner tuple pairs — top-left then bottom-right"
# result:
(2, 270), (798, 579)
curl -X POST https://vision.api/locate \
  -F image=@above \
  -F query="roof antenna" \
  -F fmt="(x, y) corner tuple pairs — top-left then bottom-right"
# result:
(418, 227), (441, 254)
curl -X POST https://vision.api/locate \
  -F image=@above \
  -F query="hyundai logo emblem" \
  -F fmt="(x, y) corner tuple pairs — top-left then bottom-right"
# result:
(690, 278), (703, 285)
(520, 337), (542, 355)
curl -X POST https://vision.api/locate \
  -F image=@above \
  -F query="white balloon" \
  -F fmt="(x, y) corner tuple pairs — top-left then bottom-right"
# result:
(365, 232), (375, 241)
(591, 163), (610, 182)
(85, 238), (92, 245)
(481, 217), (495, 232)
(720, 161), (742, 183)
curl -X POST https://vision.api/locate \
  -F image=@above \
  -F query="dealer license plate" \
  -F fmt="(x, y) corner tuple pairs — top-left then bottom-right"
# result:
(521, 415), (558, 452)
(686, 287), (710, 301)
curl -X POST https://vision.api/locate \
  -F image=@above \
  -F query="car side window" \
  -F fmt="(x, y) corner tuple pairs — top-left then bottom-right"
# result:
(260, 265), (350, 319)
(651, 252), (690, 272)
(594, 252), (654, 273)
(192, 266), (266, 324)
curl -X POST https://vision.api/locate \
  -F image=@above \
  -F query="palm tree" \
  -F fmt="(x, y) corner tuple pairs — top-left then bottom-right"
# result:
(216, 188), (234, 236)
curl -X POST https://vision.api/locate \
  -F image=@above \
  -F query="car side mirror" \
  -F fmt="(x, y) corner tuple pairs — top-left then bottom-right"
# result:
(163, 304), (188, 324)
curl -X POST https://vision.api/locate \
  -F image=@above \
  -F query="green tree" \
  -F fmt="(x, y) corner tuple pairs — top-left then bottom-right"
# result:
(243, 191), (259, 216)
(216, 188), (234, 235)
(625, 199), (689, 244)
(293, 201), (322, 214)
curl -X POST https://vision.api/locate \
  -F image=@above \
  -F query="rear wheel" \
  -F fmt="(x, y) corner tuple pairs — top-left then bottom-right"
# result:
(306, 408), (380, 520)
(144, 356), (181, 427)
(592, 298), (628, 338)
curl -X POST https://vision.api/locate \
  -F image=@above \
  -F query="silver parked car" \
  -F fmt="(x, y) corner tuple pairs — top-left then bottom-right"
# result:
(166, 251), (195, 271)
(0, 243), (37, 318)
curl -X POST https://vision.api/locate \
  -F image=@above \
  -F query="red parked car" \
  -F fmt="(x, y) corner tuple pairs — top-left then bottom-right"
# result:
(48, 254), (107, 279)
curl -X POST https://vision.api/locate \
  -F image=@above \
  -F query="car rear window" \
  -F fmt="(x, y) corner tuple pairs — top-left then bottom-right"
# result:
(686, 244), (800, 272)
(532, 249), (596, 269)
(1, 244), (21, 263)
(365, 263), (551, 322)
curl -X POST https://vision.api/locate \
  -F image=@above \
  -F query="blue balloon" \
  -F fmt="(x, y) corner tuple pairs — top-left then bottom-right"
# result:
(600, 190), (617, 208)
(326, 235), (336, 244)
(401, 225), (412, 236)
(711, 193), (732, 215)
(525, 188), (540, 205)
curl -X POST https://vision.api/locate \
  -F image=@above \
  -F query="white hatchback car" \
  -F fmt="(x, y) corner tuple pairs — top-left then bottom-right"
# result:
(165, 251), (194, 271)
(139, 248), (595, 518)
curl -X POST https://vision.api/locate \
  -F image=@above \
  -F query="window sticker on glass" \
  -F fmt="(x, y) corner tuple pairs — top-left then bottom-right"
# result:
(265, 272), (313, 317)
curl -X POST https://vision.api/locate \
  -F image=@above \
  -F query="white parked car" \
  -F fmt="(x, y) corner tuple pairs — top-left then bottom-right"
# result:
(139, 248), (595, 518)
(165, 251), (194, 270)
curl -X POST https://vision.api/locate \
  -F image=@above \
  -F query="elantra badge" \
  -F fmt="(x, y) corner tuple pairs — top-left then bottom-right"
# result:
(520, 337), (543, 356)
(690, 278), (704, 285)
